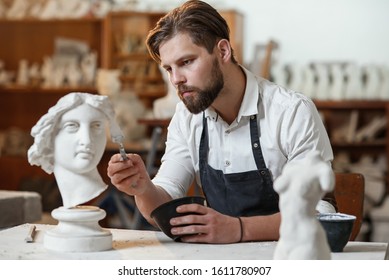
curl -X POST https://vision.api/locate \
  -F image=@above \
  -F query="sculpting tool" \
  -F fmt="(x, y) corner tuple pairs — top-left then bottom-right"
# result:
(119, 142), (128, 161)
(25, 225), (36, 243)
(112, 135), (128, 161)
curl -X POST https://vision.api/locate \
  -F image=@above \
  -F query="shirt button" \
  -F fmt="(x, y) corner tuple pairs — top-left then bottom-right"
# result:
(225, 130), (230, 134)
(253, 142), (259, 148)
(225, 160), (231, 166)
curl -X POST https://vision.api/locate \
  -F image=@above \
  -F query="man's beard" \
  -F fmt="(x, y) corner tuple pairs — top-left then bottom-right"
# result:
(178, 59), (224, 114)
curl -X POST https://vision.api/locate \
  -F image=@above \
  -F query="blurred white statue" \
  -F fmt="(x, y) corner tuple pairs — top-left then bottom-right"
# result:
(153, 65), (180, 119)
(364, 64), (381, 99)
(41, 56), (54, 88)
(314, 63), (330, 100)
(287, 64), (304, 93)
(328, 64), (345, 100)
(96, 68), (121, 96)
(378, 65), (389, 100)
(6, 0), (29, 19)
(16, 59), (29, 86)
(96, 68), (147, 141)
(344, 64), (363, 99)
(81, 51), (98, 87)
(301, 64), (316, 98)
(273, 152), (334, 260)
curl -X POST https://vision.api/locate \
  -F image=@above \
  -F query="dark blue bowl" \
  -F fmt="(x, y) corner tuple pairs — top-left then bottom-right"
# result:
(317, 213), (356, 252)
(151, 196), (206, 241)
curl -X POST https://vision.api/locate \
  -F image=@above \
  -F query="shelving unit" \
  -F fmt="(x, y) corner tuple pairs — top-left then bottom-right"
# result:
(314, 100), (389, 194)
(0, 18), (102, 192)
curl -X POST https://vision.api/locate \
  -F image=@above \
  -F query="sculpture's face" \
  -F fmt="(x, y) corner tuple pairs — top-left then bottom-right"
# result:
(54, 103), (107, 174)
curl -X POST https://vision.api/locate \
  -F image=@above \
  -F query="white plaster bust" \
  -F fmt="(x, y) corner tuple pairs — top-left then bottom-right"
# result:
(153, 65), (180, 119)
(28, 92), (124, 208)
(273, 152), (334, 260)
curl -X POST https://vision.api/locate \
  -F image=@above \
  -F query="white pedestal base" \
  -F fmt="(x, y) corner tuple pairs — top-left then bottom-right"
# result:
(44, 206), (112, 252)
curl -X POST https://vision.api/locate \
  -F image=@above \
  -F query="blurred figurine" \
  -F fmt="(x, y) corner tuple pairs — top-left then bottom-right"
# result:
(273, 152), (334, 260)
(153, 65), (180, 119)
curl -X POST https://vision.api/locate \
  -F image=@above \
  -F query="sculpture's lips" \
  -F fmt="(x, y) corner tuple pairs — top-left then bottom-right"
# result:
(76, 150), (94, 158)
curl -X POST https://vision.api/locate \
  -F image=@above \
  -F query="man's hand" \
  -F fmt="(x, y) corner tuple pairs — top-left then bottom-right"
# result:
(169, 203), (242, 244)
(107, 153), (151, 196)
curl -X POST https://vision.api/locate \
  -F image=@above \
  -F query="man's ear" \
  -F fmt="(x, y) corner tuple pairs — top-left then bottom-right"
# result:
(216, 39), (232, 62)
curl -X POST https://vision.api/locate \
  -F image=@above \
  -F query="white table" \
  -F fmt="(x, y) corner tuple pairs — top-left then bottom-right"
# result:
(0, 223), (387, 260)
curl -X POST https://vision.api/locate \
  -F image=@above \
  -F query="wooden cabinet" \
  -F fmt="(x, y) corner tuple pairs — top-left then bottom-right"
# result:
(0, 19), (102, 191)
(315, 100), (389, 194)
(101, 10), (244, 108)
(0, 18), (102, 73)
(0, 18), (102, 130)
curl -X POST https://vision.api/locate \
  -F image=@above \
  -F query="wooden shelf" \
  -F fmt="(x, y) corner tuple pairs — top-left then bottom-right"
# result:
(314, 100), (389, 193)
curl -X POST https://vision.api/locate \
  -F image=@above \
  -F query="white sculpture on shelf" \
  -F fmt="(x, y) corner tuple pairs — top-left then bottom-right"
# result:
(378, 65), (389, 100)
(287, 64), (304, 93)
(344, 63), (363, 99)
(96, 68), (147, 141)
(271, 64), (288, 88)
(328, 64), (345, 100)
(28, 92), (124, 252)
(364, 64), (381, 99)
(16, 59), (29, 86)
(41, 56), (54, 88)
(153, 65), (180, 119)
(273, 152), (334, 260)
(81, 51), (98, 87)
(314, 63), (330, 100)
(301, 64), (316, 98)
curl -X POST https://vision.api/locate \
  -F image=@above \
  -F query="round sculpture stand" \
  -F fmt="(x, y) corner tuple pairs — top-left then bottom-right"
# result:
(44, 205), (112, 252)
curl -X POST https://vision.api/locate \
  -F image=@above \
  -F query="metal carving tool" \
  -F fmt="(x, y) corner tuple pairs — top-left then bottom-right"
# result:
(112, 135), (128, 161)
(119, 142), (128, 161)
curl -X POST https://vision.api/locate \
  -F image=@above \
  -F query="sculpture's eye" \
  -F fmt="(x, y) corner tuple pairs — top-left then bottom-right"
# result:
(91, 121), (104, 134)
(63, 121), (79, 133)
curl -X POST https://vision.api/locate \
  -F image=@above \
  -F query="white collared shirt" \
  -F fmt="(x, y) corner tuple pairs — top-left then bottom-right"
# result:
(152, 67), (334, 212)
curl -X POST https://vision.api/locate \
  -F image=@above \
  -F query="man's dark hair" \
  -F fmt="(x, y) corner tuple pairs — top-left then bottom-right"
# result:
(146, 0), (237, 64)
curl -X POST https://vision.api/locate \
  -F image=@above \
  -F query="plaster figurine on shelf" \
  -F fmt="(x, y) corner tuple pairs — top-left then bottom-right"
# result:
(81, 51), (98, 87)
(286, 64), (304, 93)
(273, 152), (334, 260)
(301, 64), (316, 98)
(28, 92), (125, 252)
(364, 64), (381, 99)
(344, 63), (363, 99)
(16, 59), (29, 86)
(314, 63), (330, 100)
(328, 63), (345, 100)
(6, 0), (29, 19)
(40, 56), (54, 88)
(378, 65), (389, 100)
(96, 68), (147, 141)
(153, 65), (180, 119)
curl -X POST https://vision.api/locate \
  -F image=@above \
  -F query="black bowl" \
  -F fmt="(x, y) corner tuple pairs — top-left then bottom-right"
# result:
(317, 213), (356, 252)
(150, 196), (206, 241)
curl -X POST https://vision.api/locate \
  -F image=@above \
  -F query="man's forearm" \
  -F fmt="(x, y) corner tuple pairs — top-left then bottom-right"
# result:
(240, 212), (281, 242)
(135, 183), (173, 226)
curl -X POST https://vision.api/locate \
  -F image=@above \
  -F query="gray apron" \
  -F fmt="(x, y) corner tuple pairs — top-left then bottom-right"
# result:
(199, 113), (279, 217)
